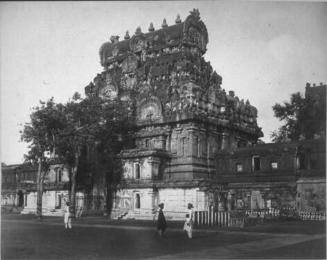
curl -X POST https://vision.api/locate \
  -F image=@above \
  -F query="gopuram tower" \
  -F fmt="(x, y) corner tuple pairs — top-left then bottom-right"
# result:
(85, 9), (263, 220)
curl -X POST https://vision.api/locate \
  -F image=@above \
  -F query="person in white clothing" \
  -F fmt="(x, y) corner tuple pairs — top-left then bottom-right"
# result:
(64, 201), (72, 229)
(183, 203), (194, 238)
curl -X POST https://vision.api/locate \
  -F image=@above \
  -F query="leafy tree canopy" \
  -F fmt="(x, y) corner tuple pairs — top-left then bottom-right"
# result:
(271, 90), (326, 143)
(21, 93), (136, 215)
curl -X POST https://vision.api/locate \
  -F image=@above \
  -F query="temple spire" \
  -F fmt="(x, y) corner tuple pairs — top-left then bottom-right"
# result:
(175, 14), (181, 24)
(135, 26), (142, 35)
(148, 22), (155, 32)
(162, 18), (168, 28)
(124, 31), (130, 40)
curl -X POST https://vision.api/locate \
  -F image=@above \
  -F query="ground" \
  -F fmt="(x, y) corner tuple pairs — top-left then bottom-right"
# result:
(1, 214), (326, 260)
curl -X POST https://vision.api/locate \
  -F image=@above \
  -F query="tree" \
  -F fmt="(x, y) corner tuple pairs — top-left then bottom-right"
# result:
(90, 98), (135, 216)
(271, 90), (326, 142)
(21, 98), (66, 218)
(22, 92), (135, 218)
(55, 94), (135, 216)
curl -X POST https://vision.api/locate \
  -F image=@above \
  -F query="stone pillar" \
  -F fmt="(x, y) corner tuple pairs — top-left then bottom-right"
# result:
(148, 157), (160, 179)
(149, 189), (158, 213)
(221, 132), (229, 150)
(158, 136), (166, 150)
(227, 192), (232, 211)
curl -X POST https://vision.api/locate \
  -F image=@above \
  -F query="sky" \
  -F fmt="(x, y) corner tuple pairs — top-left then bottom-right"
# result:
(1, 1), (327, 165)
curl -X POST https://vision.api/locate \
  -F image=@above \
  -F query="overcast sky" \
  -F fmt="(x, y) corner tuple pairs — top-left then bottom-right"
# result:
(1, 1), (327, 164)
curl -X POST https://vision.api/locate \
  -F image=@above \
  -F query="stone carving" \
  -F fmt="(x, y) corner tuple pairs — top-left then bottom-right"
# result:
(99, 72), (118, 99)
(130, 35), (147, 53)
(88, 10), (262, 137)
(137, 97), (162, 121)
(122, 55), (138, 73)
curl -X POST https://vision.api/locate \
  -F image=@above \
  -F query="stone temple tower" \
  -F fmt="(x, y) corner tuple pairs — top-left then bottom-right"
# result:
(85, 9), (262, 220)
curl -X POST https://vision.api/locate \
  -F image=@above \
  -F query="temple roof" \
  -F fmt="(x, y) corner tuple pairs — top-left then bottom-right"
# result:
(99, 9), (208, 66)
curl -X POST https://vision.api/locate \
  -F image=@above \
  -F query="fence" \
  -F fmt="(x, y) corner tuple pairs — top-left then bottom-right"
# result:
(194, 207), (326, 227)
(245, 208), (280, 218)
(299, 211), (326, 221)
(194, 207), (233, 227)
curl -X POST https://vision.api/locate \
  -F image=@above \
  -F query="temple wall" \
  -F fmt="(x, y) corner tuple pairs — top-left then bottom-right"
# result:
(1, 193), (16, 206)
(296, 178), (326, 211)
(227, 183), (297, 210)
(113, 187), (209, 220)
(123, 158), (158, 180)
(21, 190), (84, 216)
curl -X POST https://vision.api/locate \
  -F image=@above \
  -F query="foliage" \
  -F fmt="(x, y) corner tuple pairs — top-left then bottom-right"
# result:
(21, 98), (66, 163)
(271, 91), (326, 142)
(21, 93), (136, 216)
(21, 98), (67, 218)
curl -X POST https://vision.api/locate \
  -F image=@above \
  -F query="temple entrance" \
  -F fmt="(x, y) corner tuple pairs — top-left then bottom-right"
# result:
(17, 190), (24, 207)
(213, 191), (228, 211)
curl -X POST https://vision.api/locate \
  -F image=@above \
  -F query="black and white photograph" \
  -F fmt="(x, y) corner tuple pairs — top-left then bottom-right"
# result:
(1, 1), (326, 259)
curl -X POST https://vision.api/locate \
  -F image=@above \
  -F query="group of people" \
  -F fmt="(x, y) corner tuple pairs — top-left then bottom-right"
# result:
(156, 202), (194, 239)
(63, 200), (195, 239)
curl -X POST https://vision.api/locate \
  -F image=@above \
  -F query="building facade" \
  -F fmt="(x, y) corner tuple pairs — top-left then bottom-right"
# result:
(216, 139), (325, 213)
(84, 9), (264, 220)
(1, 9), (325, 219)
(1, 162), (85, 216)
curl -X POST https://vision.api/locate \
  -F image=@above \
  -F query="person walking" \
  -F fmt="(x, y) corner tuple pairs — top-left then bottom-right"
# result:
(64, 201), (72, 229)
(183, 203), (194, 239)
(157, 203), (167, 237)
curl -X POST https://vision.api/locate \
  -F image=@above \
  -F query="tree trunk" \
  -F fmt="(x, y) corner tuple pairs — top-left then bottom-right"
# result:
(70, 150), (79, 217)
(36, 158), (43, 219)
(103, 175), (108, 217)
(106, 185), (114, 217)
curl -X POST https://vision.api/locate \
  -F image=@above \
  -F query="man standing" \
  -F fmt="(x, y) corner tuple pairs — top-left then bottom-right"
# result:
(64, 201), (72, 229)
(184, 203), (194, 239)
(157, 203), (167, 237)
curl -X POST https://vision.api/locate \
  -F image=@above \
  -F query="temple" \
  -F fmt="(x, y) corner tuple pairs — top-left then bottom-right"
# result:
(1, 10), (325, 220)
(85, 9), (265, 220)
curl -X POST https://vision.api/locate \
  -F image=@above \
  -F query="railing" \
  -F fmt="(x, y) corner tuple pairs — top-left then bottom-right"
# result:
(299, 211), (326, 220)
(245, 208), (280, 218)
(194, 207), (326, 227)
(194, 207), (232, 227)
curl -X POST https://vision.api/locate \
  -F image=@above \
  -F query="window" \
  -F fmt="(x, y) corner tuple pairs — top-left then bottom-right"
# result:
(252, 156), (261, 172)
(180, 137), (187, 156)
(55, 194), (61, 209)
(135, 164), (140, 179)
(135, 194), (141, 209)
(56, 169), (62, 183)
(297, 153), (306, 169)
(304, 189), (313, 200)
(236, 163), (243, 172)
(58, 169), (62, 182)
(196, 136), (200, 157)
(271, 162), (278, 170)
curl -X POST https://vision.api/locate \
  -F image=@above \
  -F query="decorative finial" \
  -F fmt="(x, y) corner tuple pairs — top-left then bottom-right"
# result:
(175, 14), (181, 24)
(135, 26), (142, 35)
(124, 31), (130, 40)
(162, 18), (168, 28)
(148, 22), (154, 32)
(110, 35), (119, 43)
(190, 8), (200, 19)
